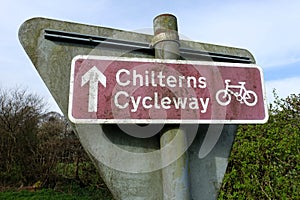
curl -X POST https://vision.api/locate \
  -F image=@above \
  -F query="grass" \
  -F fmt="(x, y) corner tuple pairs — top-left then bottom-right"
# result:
(0, 190), (77, 200)
(0, 184), (114, 200)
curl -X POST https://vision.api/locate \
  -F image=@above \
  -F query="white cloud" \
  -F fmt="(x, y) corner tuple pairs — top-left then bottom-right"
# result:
(181, 1), (300, 69)
(265, 77), (300, 103)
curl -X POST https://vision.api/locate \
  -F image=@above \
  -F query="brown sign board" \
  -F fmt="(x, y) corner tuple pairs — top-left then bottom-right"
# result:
(69, 56), (267, 124)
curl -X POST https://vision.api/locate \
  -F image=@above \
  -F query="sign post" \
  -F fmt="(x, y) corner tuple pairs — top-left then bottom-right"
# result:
(152, 14), (190, 200)
(19, 15), (268, 200)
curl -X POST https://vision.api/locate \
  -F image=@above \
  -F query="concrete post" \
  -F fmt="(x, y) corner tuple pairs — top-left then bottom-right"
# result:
(152, 14), (191, 200)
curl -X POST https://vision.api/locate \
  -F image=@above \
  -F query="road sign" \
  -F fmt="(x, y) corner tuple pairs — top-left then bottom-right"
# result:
(69, 55), (268, 124)
(19, 17), (267, 200)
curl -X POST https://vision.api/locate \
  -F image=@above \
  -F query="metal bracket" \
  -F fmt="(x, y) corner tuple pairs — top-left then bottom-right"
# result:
(44, 29), (253, 63)
(150, 31), (180, 48)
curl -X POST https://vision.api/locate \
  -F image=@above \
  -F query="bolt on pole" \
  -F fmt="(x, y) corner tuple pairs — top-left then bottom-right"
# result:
(152, 14), (191, 200)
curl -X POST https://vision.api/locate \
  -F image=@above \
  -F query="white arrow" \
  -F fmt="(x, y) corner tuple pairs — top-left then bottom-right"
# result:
(81, 66), (106, 112)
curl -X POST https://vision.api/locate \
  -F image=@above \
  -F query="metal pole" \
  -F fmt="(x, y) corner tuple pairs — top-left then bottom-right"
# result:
(152, 14), (191, 200)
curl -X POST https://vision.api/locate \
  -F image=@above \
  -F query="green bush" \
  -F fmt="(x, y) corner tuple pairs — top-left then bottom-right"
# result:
(219, 92), (300, 199)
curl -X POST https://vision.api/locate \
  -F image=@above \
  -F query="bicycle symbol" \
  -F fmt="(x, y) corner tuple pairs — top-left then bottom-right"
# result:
(216, 79), (258, 106)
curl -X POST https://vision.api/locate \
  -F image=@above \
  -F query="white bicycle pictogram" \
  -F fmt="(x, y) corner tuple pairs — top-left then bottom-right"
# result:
(216, 79), (258, 106)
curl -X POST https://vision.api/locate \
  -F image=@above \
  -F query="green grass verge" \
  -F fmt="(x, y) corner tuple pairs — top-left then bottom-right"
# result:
(0, 187), (114, 200)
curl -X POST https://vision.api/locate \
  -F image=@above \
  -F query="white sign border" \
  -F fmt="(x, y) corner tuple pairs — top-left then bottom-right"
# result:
(68, 55), (269, 124)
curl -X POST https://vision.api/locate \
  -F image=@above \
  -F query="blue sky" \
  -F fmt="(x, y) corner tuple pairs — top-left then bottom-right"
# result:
(1, 0), (300, 112)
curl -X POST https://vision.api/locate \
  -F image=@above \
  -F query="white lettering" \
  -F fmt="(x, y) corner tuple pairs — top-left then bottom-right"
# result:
(154, 92), (160, 109)
(167, 75), (177, 87)
(114, 91), (129, 109)
(187, 76), (197, 88)
(114, 92), (210, 113)
(189, 97), (199, 109)
(142, 96), (152, 109)
(161, 97), (171, 109)
(114, 69), (210, 114)
(131, 96), (141, 112)
(173, 97), (187, 109)
(145, 71), (149, 86)
(198, 77), (207, 88)
(199, 98), (209, 113)
(116, 69), (207, 89)
(116, 69), (130, 86)
(151, 71), (157, 86)
(157, 71), (166, 87)
(133, 70), (143, 86)
(178, 76), (185, 87)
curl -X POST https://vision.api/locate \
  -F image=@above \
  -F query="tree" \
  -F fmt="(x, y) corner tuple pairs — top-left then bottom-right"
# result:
(37, 112), (104, 188)
(0, 87), (45, 185)
(0, 86), (106, 191)
(219, 91), (300, 199)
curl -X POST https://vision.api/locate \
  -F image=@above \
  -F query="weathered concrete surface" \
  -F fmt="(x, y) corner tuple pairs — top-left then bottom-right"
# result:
(75, 124), (163, 200)
(19, 17), (163, 200)
(188, 124), (237, 199)
(19, 17), (255, 200)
